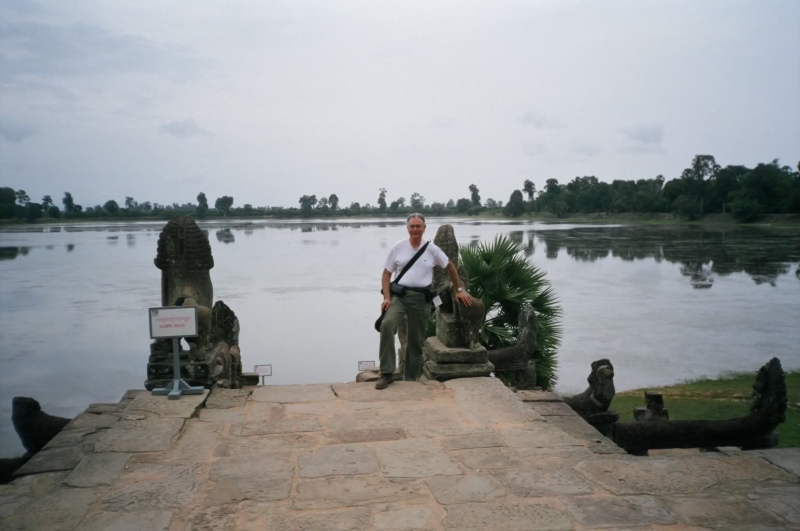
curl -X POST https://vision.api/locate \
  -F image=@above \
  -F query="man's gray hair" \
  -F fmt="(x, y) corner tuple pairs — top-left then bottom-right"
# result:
(406, 213), (426, 224)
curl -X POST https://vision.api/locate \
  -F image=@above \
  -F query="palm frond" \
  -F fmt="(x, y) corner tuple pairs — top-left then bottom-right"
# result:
(461, 234), (563, 390)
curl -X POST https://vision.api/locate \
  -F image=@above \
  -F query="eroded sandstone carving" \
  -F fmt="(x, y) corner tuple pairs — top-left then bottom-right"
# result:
(422, 225), (493, 381)
(611, 357), (787, 452)
(563, 359), (619, 435)
(146, 216), (243, 390)
(487, 306), (538, 390)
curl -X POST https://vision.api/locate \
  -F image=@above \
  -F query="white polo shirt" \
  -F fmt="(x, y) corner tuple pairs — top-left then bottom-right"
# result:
(383, 239), (450, 288)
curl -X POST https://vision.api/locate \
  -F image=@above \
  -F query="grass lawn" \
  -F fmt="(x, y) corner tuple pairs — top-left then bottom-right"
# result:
(612, 371), (799, 448)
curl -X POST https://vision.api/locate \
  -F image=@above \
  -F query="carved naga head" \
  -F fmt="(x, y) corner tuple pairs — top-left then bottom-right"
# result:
(588, 358), (615, 406)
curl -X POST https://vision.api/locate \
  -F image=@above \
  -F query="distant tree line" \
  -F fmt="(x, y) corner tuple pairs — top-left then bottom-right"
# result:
(2, 155), (798, 224)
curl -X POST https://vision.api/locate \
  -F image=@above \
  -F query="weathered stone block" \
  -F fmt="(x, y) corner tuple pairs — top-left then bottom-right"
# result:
(441, 432), (507, 450)
(665, 495), (783, 528)
(102, 463), (199, 510)
(426, 475), (506, 505)
(526, 401), (577, 417)
(328, 428), (407, 444)
(435, 310), (461, 347)
(2, 488), (98, 531)
(293, 477), (427, 509)
(565, 495), (677, 527)
(206, 388), (251, 409)
(80, 509), (174, 531)
(93, 417), (185, 453)
(372, 505), (443, 530)
(207, 454), (294, 504)
(424, 360), (494, 381)
(443, 503), (572, 531)
(251, 384), (335, 403)
(492, 468), (594, 497)
(231, 418), (323, 436)
(332, 381), (441, 402)
(424, 336), (488, 364)
(446, 378), (544, 424)
(123, 390), (209, 418)
(516, 390), (563, 402)
(450, 448), (525, 470)
(64, 452), (131, 487)
(267, 506), (370, 531)
(14, 444), (94, 476)
(299, 444), (379, 477)
(374, 439), (462, 478)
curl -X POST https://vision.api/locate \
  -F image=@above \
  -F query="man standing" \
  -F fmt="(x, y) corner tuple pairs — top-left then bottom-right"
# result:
(376, 213), (473, 389)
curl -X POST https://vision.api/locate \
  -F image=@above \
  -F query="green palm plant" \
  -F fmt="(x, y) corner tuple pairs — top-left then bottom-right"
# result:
(460, 234), (562, 390)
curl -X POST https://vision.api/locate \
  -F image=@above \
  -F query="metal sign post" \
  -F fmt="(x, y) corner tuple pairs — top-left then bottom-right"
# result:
(255, 364), (272, 385)
(149, 306), (205, 400)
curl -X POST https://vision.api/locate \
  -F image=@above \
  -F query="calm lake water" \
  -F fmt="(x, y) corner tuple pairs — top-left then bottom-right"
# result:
(1, 218), (799, 456)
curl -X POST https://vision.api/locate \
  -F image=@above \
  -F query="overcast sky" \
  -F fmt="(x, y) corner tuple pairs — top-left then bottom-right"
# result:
(1, 0), (798, 209)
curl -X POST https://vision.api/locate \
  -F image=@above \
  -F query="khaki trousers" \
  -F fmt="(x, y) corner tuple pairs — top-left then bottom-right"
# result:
(379, 291), (430, 381)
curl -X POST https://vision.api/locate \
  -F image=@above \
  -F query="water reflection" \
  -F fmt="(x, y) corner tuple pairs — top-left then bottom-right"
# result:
(127, 234), (136, 247)
(0, 247), (19, 261)
(531, 226), (800, 287)
(66, 244), (75, 252)
(216, 229), (235, 244)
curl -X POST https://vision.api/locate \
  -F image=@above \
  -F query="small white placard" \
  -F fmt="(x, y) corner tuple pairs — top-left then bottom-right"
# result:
(432, 295), (442, 307)
(255, 364), (272, 376)
(358, 361), (376, 371)
(149, 306), (198, 339)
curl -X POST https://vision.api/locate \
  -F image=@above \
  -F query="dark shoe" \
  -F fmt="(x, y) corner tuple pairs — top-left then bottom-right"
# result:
(375, 374), (393, 390)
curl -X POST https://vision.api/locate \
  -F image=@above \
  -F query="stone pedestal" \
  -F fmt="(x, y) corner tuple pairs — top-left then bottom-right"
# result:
(422, 337), (494, 381)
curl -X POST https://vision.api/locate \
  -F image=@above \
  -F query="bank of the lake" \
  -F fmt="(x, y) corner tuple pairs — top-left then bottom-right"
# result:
(612, 371), (800, 448)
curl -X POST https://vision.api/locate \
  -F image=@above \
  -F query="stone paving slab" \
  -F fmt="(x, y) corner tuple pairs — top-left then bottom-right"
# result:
(14, 444), (95, 476)
(293, 477), (428, 509)
(516, 390), (563, 402)
(492, 468), (595, 497)
(375, 438), (462, 477)
(93, 417), (185, 453)
(251, 383), (336, 403)
(299, 443), (379, 477)
(4, 379), (800, 531)
(575, 455), (798, 495)
(564, 495), (677, 527)
(2, 487), (98, 531)
(63, 452), (131, 487)
(327, 427), (407, 444)
(426, 474), (507, 504)
(332, 381), (444, 402)
(445, 378), (544, 424)
(526, 401), (580, 416)
(123, 389), (209, 418)
(78, 509), (173, 531)
(205, 388), (252, 409)
(442, 502), (573, 531)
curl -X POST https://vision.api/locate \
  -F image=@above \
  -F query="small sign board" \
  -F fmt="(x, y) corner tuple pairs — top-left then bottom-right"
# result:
(358, 361), (376, 372)
(149, 306), (198, 339)
(255, 364), (272, 377)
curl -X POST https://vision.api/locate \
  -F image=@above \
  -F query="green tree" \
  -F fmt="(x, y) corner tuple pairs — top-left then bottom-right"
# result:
(104, 200), (120, 215)
(485, 198), (498, 209)
(47, 205), (61, 218)
(41, 195), (53, 209)
(469, 184), (481, 206)
(378, 188), (387, 211)
(461, 235), (562, 390)
(503, 190), (525, 217)
(24, 202), (43, 222)
(455, 198), (471, 213)
(389, 197), (405, 212)
(446, 199), (455, 210)
(523, 180), (536, 201)
(125, 196), (136, 209)
(15, 189), (30, 205)
(0, 187), (17, 218)
(328, 194), (339, 211)
(298, 195), (317, 216)
(215, 196), (234, 216)
(680, 154), (720, 215)
(410, 192), (425, 210)
(62, 192), (75, 213)
(430, 202), (445, 215)
(196, 192), (209, 218)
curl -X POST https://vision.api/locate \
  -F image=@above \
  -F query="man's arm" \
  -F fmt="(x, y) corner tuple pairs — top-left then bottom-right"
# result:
(446, 261), (473, 306)
(381, 269), (392, 311)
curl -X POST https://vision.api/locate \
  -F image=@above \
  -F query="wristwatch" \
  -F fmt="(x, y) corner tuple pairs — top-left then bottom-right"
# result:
(456, 287), (464, 292)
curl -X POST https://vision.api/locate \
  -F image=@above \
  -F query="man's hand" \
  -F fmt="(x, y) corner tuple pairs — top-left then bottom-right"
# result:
(455, 291), (473, 306)
(381, 298), (392, 312)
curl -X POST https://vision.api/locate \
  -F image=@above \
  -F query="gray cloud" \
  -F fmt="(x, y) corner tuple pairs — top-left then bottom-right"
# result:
(618, 123), (665, 153)
(0, 22), (202, 79)
(0, 119), (42, 142)
(571, 144), (602, 157)
(519, 110), (562, 129)
(523, 141), (548, 156)
(159, 119), (212, 138)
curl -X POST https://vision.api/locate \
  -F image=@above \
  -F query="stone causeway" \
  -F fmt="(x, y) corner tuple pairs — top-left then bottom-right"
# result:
(2, 377), (799, 530)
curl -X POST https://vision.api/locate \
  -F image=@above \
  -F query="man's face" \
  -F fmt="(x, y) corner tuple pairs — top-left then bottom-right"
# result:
(407, 217), (426, 239)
